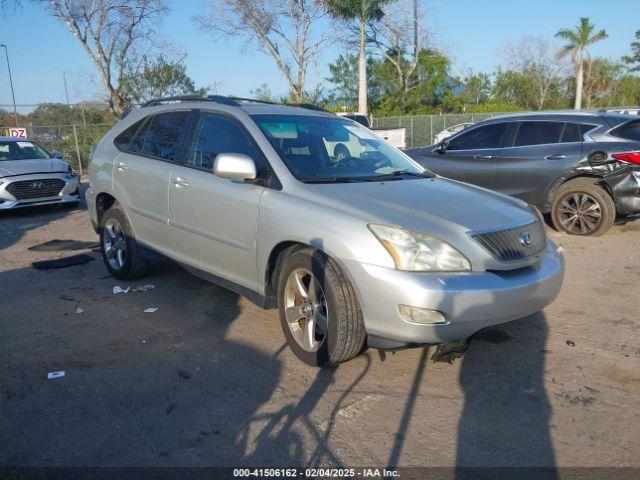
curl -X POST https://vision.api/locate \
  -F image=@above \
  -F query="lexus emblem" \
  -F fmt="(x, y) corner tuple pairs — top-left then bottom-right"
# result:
(31, 181), (45, 190)
(520, 231), (532, 247)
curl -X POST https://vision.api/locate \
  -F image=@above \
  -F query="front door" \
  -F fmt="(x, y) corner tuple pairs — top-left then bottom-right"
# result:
(168, 111), (266, 291)
(412, 121), (516, 189)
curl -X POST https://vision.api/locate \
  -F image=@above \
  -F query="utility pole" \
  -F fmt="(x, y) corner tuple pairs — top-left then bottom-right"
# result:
(63, 71), (71, 105)
(0, 43), (18, 127)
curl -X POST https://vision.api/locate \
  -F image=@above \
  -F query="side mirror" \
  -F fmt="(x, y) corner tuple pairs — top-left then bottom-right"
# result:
(436, 142), (447, 154)
(213, 153), (257, 181)
(51, 151), (64, 159)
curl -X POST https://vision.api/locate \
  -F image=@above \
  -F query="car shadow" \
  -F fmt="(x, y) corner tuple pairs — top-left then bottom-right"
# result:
(0, 182), (88, 251)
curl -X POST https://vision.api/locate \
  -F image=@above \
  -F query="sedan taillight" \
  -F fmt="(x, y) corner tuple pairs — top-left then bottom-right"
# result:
(612, 151), (640, 165)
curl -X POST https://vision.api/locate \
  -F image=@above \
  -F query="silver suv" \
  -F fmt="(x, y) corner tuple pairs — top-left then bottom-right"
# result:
(87, 96), (565, 366)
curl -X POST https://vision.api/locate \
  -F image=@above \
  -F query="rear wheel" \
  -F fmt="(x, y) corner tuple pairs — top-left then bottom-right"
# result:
(551, 179), (615, 236)
(99, 205), (149, 279)
(277, 248), (366, 366)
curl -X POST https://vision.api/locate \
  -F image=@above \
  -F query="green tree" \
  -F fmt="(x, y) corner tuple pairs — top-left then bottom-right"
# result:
(325, 0), (390, 115)
(622, 30), (640, 72)
(555, 17), (608, 109)
(119, 56), (207, 105)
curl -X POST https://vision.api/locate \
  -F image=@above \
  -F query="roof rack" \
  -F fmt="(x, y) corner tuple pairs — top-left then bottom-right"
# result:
(139, 94), (332, 113)
(141, 95), (241, 108)
(287, 103), (331, 113)
(229, 96), (278, 105)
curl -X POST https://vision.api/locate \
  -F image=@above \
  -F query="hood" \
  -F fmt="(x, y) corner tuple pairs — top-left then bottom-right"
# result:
(0, 158), (69, 177)
(306, 176), (534, 234)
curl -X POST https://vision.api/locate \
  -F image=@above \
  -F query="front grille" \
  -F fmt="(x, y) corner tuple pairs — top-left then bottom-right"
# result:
(471, 220), (547, 262)
(6, 178), (66, 199)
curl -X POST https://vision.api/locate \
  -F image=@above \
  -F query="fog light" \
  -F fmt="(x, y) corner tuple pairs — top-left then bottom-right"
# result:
(397, 305), (447, 325)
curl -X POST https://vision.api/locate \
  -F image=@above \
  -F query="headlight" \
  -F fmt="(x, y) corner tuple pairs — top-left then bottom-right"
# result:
(369, 224), (471, 272)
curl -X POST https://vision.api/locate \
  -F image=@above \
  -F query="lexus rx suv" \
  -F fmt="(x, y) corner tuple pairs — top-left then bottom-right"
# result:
(407, 112), (640, 236)
(87, 96), (564, 366)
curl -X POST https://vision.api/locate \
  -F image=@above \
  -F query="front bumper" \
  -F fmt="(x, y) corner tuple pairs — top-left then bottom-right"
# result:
(343, 241), (565, 346)
(0, 173), (80, 210)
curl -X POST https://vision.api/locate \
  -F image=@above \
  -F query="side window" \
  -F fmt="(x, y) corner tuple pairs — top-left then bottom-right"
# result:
(560, 123), (581, 143)
(114, 118), (146, 151)
(128, 117), (151, 154)
(186, 113), (263, 170)
(447, 123), (511, 150)
(611, 120), (640, 141)
(141, 111), (190, 161)
(514, 122), (564, 146)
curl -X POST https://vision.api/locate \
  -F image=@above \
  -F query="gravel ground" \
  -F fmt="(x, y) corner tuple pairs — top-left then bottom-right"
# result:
(0, 195), (638, 472)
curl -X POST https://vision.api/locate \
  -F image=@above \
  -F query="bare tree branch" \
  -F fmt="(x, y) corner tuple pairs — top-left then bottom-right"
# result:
(501, 36), (570, 110)
(194, 0), (331, 102)
(45, 0), (168, 115)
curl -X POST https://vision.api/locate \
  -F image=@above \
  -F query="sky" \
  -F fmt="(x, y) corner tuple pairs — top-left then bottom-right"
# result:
(0, 0), (637, 107)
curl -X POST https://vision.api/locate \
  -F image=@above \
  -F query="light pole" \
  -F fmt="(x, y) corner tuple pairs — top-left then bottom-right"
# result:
(0, 43), (18, 127)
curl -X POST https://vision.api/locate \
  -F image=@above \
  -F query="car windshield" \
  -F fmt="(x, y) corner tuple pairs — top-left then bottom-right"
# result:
(0, 140), (51, 161)
(252, 115), (426, 183)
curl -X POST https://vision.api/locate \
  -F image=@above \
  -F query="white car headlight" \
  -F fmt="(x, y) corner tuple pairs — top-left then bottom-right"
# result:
(369, 224), (471, 272)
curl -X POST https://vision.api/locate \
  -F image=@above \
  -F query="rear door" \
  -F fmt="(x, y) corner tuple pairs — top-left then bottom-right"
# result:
(112, 110), (191, 253)
(411, 121), (515, 188)
(493, 121), (584, 207)
(168, 111), (266, 291)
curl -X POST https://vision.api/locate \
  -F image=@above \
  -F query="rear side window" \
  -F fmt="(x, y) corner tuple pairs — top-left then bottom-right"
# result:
(514, 122), (564, 146)
(447, 123), (511, 150)
(560, 123), (581, 143)
(612, 120), (640, 141)
(114, 119), (146, 151)
(186, 113), (264, 170)
(141, 111), (190, 161)
(128, 117), (151, 154)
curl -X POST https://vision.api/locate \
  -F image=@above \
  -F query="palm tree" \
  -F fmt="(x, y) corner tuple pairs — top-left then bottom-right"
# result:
(325, 0), (390, 115)
(556, 17), (608, 109)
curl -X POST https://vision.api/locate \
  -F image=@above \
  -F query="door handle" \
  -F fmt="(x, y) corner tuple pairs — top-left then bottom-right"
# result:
(545, 153), (566, 160)
(171, 176), (189, 188)
(474, 154), (493, 160)
(117, 161), (128, 172)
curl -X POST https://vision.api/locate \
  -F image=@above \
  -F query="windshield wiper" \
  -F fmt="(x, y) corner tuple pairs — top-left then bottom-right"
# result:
(369, 170), (435, 181)
(301, 177), (366, 184)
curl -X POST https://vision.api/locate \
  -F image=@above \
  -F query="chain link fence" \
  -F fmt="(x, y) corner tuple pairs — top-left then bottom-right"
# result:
(372, 112), (510, 148)
(1, 103), (116, 175)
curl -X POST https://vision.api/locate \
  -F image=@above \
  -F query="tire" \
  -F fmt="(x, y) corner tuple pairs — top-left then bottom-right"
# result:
(550, 178), (616, 236)
(277, 248), (366, 367)
(99, 205), (149, 280)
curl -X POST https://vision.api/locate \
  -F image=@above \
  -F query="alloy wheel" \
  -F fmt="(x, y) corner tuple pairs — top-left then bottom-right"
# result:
(102, 218), (127, 270)
(283, 268), (328, 352)
(557, 192), (602, 234)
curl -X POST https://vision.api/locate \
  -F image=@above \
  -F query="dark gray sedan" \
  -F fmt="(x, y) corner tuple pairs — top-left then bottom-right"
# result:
(407, 112), (640, 235)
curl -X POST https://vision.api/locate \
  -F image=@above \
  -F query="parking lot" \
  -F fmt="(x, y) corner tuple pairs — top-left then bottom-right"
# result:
(1, 191), (639, 471)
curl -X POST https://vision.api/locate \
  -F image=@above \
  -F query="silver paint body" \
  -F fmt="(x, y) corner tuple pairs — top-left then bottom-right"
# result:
(87, 103), (565, 344)
(0, 138), (80, 210)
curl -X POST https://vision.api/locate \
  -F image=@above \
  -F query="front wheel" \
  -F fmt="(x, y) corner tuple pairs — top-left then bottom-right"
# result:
(550, 179), (615, 236)
(277, 248), (366, 367)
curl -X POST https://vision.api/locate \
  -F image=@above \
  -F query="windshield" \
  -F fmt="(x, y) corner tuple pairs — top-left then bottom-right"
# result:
(252, 115), (426, 183)
(0, 140), (51, 161)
